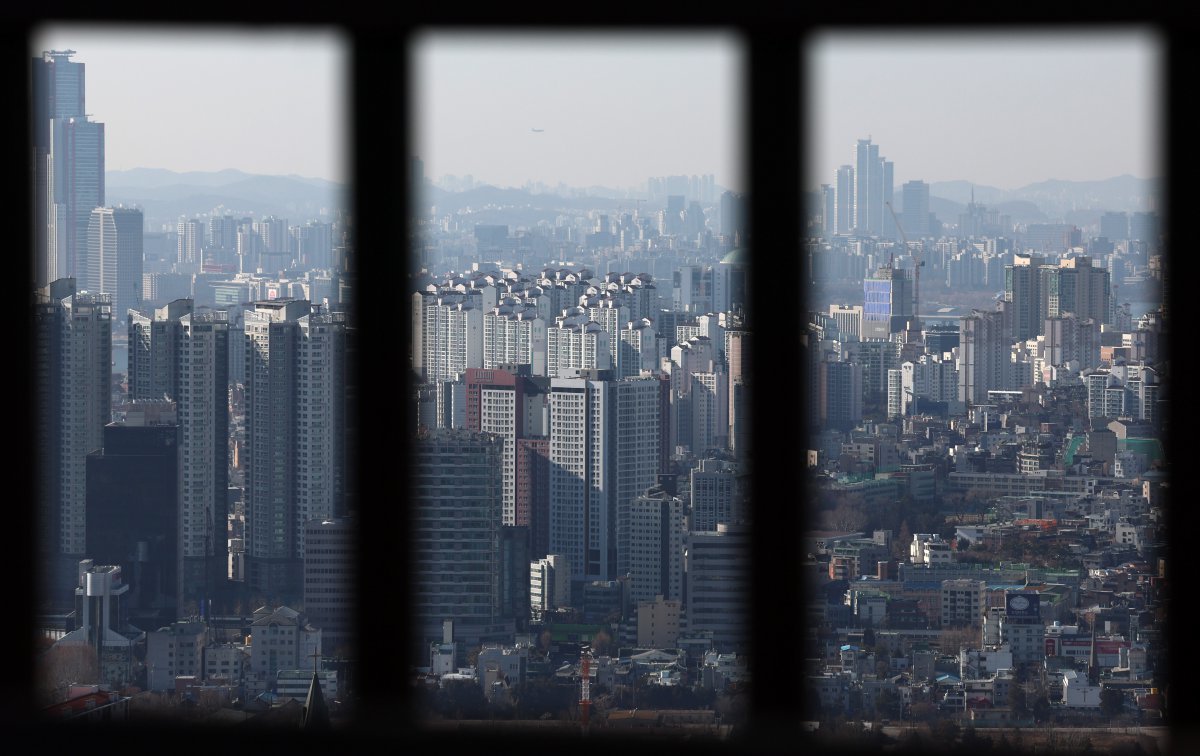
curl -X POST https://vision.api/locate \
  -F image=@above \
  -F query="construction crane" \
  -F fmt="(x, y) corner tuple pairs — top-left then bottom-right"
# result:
(886, 201), (922, 332)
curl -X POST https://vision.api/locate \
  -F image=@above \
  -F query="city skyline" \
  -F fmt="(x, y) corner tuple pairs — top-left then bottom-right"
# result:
(807, 30), (1162, 191)
(31, 26), (348, 183)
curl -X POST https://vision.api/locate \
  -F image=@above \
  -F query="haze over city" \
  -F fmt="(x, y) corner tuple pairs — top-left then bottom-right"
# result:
(807, 30), (1162, 191)
(28, 22), (1174, 751)
(413, 32), (742, 194)
(32, 25), (348, 183)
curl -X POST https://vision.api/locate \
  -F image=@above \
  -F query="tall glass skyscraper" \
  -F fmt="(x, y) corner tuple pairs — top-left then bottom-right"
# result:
(32, 50), (86, 288)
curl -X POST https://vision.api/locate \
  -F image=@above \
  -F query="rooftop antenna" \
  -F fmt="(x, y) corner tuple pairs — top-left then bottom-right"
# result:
(579, 645), (592, 734)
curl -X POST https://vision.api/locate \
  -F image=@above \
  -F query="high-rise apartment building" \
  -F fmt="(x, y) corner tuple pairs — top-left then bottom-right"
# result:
(86, 207), (143, 321)
(548, 371), (661, 583)
(546, 319), (611, 378)
(482, 305), (546, 373)
(1004, 254), (1046, 342)
(243, 299), (347, 600)
(128, 299), (230, 612)
(257, 216), (290, 272)
(293, 220), (334, 271)
(628, 477), (685, 606)
(958, 308), (1009, 406)
(412, 291), (485, 385)
(819, 359), (862, 431)
(465, 366), (548, 526)
(176, 217), (205, 270)
(35, 279), (112, 602)
(1044, 256), (1111, 325)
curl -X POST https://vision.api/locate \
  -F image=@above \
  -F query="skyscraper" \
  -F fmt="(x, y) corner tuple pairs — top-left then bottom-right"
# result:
(412, 430), (509, 650)
(47, 115), (105, 284)
(548, 371), (660, 584)
(854, 139), (875, 233)
(243, 299), (347, 601)
(176, 217), (205, 270)
(686, 523), (751, 653)
(86, 207), (143, 321)
(465, 365), (548, 526)
(835, 165), (854, 235)
(86, 409), (179, 620)
(128, 299), (230, 613)
(958, 308), (1008, 406)
(35, 279), (112, 603)
(880, 158), (895, 238)
(901, 180), (931, 237)
(32, 50), (86, 288)
(628, 477), (685, 606)
(1004, 253), (1046, 341)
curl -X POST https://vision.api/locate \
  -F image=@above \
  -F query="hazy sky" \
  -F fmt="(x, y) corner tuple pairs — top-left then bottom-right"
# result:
(33, 25), (348, 183)
(413, 32), (743, 193)
(807, 30), (1162, 191)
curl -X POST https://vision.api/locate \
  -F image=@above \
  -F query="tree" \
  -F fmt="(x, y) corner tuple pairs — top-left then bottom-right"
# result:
(875, 688), (901, 720)
(38, 643), (100, 706)
(591, 628), (613, 656)
(512, 678), (572, 719)
(1031, 694), (1052, 724)
(1100, 687), (1125, 718)
(908, 701), (936, 722)
(820, 492), (869, 532)
(1008, 680), (1029, 719)
(931, 718), (960, 745)
(433, 679), (487, 719)
(895, 521), (912, 560)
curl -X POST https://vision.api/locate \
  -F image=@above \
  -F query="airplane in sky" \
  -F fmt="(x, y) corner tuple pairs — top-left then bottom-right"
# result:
(531, 127), (544, 133)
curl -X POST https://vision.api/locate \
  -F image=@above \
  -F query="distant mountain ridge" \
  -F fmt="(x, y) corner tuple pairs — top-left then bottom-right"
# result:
(925, 174), (1160, 219)
(105, 168), (346, 226)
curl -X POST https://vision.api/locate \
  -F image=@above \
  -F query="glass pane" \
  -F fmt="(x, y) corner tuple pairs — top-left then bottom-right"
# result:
(410, 31), (750, 731)
(802, 29), (1166, 739)
(31, 25), (354, 721)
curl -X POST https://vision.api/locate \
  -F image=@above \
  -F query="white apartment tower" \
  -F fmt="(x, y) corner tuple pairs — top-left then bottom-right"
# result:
(546, 320), (611, 378)
(482, 304), (547, 374)
(618, 318), (661, 379)
(412, 291), (484, 385)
